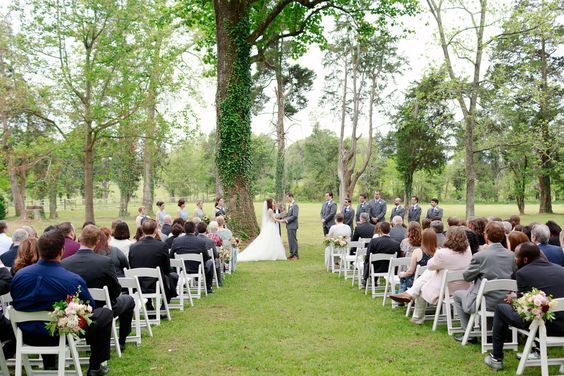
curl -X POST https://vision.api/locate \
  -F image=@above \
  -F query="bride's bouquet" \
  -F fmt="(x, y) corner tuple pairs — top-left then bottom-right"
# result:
(512, 288), (557, 322)
(45, 286), (93, 338)
(333, 236), (348, 248)
(219, 246), (231, 263)
(323, 236), (333, 247)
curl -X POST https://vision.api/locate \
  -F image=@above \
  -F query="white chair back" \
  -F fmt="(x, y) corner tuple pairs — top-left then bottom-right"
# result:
(432, 269), (465, 333)
(124, 266), (171, 324)
(175, 253), (207, 298)
(88, 286), (121, 357)
(117, 276), (153, 339)
(382, 257), (411, 306)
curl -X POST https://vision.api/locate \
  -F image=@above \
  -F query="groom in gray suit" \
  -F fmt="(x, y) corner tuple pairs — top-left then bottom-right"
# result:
(284, 193), (299, 260)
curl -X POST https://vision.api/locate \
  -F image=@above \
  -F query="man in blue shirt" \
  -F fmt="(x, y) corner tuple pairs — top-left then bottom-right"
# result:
(11, 230), (113, 376)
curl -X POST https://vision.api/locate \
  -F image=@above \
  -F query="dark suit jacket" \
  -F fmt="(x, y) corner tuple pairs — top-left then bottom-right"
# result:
(342, 206), (355, 230)
(128, 237), (173, 293)
(0, 267), (11, 321)
(539, 243), (564, 266)
(389, 225), (406, 243)
(365, 235), (400, 273)
(0, 244), (18, 269)
(62, 249), (122, 306)
(161, 224), (172, 236)
(517, 259), (564, 335)
(390, 205), (405, 221)
(197, 234), (218, 259)
(170, 234), (211, 273)
(407, 205), (421, 223)
(352, 222), (375, 242)
(356, 202), (370, 222)
(321, 201), (337, 227)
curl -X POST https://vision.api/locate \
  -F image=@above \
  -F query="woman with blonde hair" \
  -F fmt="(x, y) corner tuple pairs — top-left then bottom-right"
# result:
(193, 199), (205, 219)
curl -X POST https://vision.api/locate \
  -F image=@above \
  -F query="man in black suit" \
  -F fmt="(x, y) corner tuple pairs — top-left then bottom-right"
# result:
(351, 213), (375, 255)
(484, 242), (564, 371)
(62, 225), (135, 352)
(170, 221), (214, 293)
(320, 192), (337, 235)
(196, 221), (221, 287)
(363, 222), (400, 283)
(342, 197), (355, 231)
(0, 260), (15, 360)
(356, 193), (370, 224)
(161, 215), (173, 236)
(129, 219), (178, 302)
(368, 191), (387, 225)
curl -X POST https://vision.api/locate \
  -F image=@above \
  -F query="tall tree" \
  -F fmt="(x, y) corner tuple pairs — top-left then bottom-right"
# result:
(323, 25), (403, 205)
(393, 69), (453, 200)
(487, 0), (562, 213)
(180, 0), (417, 238)
(426, 0), (489, 218)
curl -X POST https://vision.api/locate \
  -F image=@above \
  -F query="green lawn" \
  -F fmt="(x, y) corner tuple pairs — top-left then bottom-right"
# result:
(3, 203), (563, 375)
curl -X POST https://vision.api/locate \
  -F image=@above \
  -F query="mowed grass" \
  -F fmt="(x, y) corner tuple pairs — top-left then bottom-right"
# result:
(3, 202), (564, 375)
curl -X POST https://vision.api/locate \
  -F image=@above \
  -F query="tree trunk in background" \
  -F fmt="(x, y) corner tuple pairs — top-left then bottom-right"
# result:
(274, 49), (286, 204)
(142, 89), (156, 216)
(537, 37), (552, 214)
(214, 0), (259, 238)
(84, 136), (95, 223)
(7, 159), (25, 219)
(119, 189), (130, 218)
(48, 177), (58, 219)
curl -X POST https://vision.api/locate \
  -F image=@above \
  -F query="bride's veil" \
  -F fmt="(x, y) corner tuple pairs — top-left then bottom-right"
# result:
(261, 200), (268, 229)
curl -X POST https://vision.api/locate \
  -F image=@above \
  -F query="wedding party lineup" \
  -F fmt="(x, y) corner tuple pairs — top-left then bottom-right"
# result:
(0, 0), (562, 374)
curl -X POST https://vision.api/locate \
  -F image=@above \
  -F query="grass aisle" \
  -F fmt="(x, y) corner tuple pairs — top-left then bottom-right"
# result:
(109, 243), (541, 375)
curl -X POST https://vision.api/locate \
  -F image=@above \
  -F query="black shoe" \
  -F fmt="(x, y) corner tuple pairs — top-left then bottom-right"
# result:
(454, 335), (477, 344)
(207, 288), (213, 294)
(119, 342), (126, 353)
(87, 365), (109, 376)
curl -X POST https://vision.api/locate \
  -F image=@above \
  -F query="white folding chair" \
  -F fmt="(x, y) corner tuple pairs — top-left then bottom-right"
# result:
(516, 297), (564, 376)
(341, 241), (362, 281)
(329, 244), (343, 273)
(124, 267), (171, 326)
(1, 293), (12, 318)
(175, 254), (207, 299)
(405, 265), (428, 317)
(461, 278), (518, 352)
(117, 276), (152, 343)
(169, 259), (194, 309)
(208, 249), (220, 288)
(382, 257), (411, 306)
(432, 269), (465, 334)
(7, 307), (82, 376)
(88, 287), (121, 358)
(364, 253), (395, 298)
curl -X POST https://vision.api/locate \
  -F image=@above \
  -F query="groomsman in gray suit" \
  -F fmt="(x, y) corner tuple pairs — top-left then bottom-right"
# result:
(356, 193), (370, 224)
(342, 198), (355, 231)
(390, 198), (405, 222)
(320, 192), (337, 235)
(284, 193), (299, 260)
(369, 191), (386, 225)
(407, 196), (422, 223)
(426, 198), (444, 220)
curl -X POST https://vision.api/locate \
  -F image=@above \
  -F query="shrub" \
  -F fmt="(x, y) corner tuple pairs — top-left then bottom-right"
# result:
(0, 195), (6, 220)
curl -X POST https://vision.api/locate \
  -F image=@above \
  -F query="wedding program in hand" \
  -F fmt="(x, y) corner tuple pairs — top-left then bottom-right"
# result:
(237, 198), (288, 262)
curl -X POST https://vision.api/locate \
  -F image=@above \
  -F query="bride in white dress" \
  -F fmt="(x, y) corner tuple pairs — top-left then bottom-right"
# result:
(237, 198), (287, 262)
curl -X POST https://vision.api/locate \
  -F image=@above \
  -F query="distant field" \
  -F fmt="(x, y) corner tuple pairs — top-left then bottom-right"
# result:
(3, 202), (562, 243)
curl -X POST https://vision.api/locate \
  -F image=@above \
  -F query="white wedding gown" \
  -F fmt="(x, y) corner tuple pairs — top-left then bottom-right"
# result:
(237, 203), (287, 262)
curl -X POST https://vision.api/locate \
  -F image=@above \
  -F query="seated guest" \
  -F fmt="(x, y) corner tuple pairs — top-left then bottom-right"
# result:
(508, 215), (520, 229)
(421, 218), (431, 230)
(507, 231), (529, 252)
(363, 222), (400, 284)
(532, 224), (563, 266)
(196, 222), (221, 287)
(484, 242), (564, 371)
(328, 213), (352, 239)
(389, 216), (406, 243)
(399, 229), (437, 292)
(59, 222), (80, 259)
(21, 226), (37, 239)
(430, 220), (445, 247)
(96, 227), (129, 278)
(447, 216), (460, 229)
(545, 220), (561, 247)
(63, 225), (135, 352)
(11, 238), (39, 275)
(11, 230), (113, 376)
(390, 226), (472, 324)
(110, 222), (133, 259)
(129, 220), (178, 302)
(0, 221), (12, 255)
(468, 218), (487, 247)
(207, 221), (223, 247)
(161, 215), (173, 236)
(453, 222), (517, 343)
(0, 229), (28, 269)
(165, 224), (184, 250)
(351, 213), (375, 254)
(461, 224), (480, 254)
(216, 216), (233, 243)
(170, 221), (214, 293)
(0, 259), (15, 361)
(400, 222), (422, 258)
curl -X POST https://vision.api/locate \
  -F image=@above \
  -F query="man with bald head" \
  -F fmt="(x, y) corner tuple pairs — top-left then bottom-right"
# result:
(390, 198), (405, 222)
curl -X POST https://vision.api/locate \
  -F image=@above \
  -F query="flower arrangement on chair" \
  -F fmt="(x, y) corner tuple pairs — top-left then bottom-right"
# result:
(512, 288), (558, 322)
(45, 286), (93, 338)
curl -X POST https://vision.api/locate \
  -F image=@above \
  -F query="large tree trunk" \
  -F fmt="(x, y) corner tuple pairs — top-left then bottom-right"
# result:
(142, 89), (156, 216)
(537, 37), (552, 214)
(274, 51), (286, 204)
(214, 0), (258, 238)
(464, 116), (476, 218)
(7, 158), (25, 219)
(84, 135), (95, 223)
(119, 189), (130, 218)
